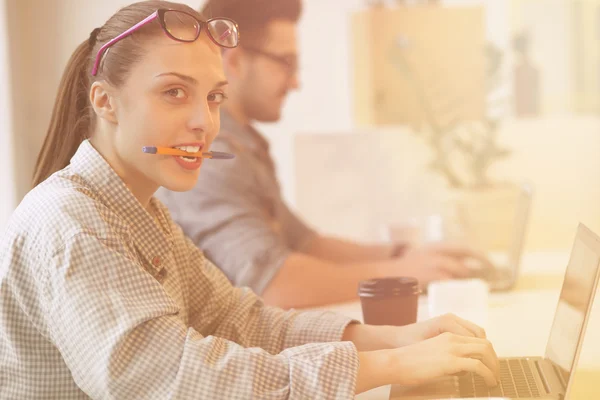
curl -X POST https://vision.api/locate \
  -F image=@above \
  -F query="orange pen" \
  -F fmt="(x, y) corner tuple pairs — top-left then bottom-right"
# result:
(142, 146), (234, 159)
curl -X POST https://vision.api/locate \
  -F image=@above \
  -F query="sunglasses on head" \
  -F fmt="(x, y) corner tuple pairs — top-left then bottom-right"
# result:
(91, 9), (240, 76)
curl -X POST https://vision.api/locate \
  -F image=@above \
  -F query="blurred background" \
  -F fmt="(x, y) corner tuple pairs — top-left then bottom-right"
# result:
(1, 0), (599, 253)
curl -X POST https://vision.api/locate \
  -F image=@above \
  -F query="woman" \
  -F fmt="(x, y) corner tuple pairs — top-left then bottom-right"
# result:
(0, 1), (498, 398)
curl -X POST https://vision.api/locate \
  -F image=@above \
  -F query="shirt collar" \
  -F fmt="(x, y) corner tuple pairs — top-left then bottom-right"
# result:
(69, 140), (172, 274)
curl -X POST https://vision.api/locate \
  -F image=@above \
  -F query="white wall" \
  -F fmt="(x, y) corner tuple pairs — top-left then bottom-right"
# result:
(0, 0), (16, 228)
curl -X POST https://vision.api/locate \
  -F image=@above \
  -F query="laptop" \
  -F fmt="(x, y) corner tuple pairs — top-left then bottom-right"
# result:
(464, 182), (534, 291)
(391, 222), (600, 399)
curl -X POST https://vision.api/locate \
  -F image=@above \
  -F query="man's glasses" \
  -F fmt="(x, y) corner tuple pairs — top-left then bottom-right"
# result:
(242, 47), (298, 76)
(92, 9), (240, 76)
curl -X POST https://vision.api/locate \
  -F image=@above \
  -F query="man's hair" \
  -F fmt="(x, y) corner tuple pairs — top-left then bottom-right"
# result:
(201, 0), (302, 46)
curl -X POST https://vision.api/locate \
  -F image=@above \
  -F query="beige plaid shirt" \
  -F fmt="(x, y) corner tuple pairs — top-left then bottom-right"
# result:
(0, 140), (359, 399)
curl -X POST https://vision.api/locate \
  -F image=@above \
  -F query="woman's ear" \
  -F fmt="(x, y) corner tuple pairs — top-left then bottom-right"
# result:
(90, 81), (118, 124)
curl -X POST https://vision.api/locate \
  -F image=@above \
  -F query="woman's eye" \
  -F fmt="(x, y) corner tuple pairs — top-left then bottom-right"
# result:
(208, 92), (228, 104)
(165, 88), (186, 99)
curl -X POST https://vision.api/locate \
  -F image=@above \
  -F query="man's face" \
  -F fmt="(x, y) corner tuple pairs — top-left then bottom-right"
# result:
(238, 20), (299, 122)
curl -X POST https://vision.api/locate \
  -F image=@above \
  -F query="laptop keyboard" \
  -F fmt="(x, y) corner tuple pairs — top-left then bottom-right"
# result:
(459, 359), (542, 398)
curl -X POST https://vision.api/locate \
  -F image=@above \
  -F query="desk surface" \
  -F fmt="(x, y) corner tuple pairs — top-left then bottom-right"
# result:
(317, 252), (600, 399)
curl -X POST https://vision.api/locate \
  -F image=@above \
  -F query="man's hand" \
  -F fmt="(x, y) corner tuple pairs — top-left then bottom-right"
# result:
(394, 242), (494, 287)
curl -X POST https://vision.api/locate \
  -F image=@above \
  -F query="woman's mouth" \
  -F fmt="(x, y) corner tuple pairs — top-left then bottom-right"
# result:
(174, 145), (201, 162)
(172, 145), (203, 170)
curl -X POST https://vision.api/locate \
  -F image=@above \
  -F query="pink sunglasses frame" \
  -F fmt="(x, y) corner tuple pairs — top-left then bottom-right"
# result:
(91, 9), (239, 76)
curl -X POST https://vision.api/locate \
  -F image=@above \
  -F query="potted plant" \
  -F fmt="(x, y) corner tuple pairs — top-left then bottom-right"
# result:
(389, 37), (526, 250)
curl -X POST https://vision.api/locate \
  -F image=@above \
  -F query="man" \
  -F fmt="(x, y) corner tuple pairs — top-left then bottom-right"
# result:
(156, 0), (488, 308)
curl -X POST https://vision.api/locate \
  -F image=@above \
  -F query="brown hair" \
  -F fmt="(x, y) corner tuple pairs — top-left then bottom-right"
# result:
(32, 1), (204, 187)
(201, 0), (301, 47)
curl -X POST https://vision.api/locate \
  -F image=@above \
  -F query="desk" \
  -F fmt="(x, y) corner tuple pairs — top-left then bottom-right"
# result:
(320, 252), (600, 399)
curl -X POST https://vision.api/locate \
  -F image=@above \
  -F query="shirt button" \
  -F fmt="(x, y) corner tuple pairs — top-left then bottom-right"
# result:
(152, 256), (161, 267)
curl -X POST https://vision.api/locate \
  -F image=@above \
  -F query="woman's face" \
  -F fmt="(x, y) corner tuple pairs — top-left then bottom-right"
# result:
(104, 32), (228, 195)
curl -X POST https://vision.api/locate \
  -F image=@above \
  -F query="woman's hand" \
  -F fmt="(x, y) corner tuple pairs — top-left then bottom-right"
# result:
(394, 312), (487, 345)
(343, 313), (487, 351)
(355, 332), (499, 394)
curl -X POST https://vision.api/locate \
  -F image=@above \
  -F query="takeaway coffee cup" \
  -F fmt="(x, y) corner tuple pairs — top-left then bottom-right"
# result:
(358, 277), (421, 326)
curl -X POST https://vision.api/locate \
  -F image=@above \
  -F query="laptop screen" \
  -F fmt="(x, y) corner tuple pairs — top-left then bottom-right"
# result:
(545, 225), (600, 385)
